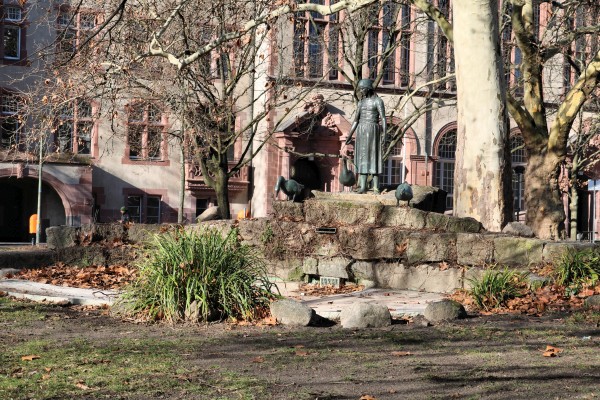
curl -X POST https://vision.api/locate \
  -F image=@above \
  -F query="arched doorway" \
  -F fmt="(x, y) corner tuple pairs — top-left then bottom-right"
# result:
(0, 177), (65, 242)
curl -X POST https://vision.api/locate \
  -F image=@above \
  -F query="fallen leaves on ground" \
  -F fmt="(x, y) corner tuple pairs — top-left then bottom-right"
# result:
(450, 282), (599, 316)
(360, 395), (377, 400)
(251, 356), (264, 363)
(75, 382), (90, 390)
(299, 283), (364, 297)
(9, 264), (137, 290)
(390, 351), (412, 357)
(21, 355), (41, 361)
(542, 345), (563, 357)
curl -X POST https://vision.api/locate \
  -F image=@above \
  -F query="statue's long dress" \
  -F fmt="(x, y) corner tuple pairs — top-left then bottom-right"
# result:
(354, 118), (383, 175)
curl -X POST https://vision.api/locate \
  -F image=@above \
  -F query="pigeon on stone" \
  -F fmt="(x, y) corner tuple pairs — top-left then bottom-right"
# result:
(395, 182), (413, 207)
(338, 158), (356, 188)
(274, 176), (305, 202)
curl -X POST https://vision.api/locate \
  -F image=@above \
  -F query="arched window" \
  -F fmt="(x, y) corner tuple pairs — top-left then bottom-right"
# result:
(381, 142), (403, 186)
(511, 134), (527, 219)
(435, 129), (456, 210)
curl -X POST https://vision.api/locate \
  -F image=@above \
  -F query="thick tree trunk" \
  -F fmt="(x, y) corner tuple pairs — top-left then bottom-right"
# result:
(524, 150), (565, 240)
(452, 0), (512, 231)
(214, 164), (231, 220)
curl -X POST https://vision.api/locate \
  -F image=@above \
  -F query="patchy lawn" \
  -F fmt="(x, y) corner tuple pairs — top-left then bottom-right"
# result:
(1, 296), (599, 400)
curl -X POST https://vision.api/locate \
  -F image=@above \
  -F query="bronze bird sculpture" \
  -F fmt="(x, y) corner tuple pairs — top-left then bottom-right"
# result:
(395, 182), (413, 207)
(338, 158), (356, 188)
(274, 176), (305, 202)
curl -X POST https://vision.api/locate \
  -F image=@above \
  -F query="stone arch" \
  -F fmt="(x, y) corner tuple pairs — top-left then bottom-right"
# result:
(0, 167), (71, 241)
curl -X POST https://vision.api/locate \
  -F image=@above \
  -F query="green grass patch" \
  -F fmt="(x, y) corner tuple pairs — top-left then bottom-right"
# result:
(120, 227), (277, 323)
(554, 248), (600, 294)
(468, 268), (528, 311)
(0, 336), (267, 400)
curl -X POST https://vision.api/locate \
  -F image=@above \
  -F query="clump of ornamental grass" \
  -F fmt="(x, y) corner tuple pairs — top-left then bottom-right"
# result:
(468, 267), (529, 311)
(120, 227), (277, 323)
(554, 248), (600, 295)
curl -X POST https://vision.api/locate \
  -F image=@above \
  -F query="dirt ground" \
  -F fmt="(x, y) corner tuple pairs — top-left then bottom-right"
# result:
(1, 297), (599, 400)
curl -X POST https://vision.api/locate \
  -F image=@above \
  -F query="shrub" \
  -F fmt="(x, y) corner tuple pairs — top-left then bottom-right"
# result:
(468, 268), (528, 311)
(554, 248), (600, 291)
(121, 227), (277, 323)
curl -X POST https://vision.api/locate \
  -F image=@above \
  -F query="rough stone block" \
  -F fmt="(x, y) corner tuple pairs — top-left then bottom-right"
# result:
(379, 206), (426, 229)
(463, 267), (485, 290)
(266, 258), (303, 280)
(0, 250), (55, 269)
(425, 213), (450, 231)
(317, 257), (351, 279)
(80, 223), (124, 242)
(494, 236), (544, 266)
(236, 218), (271, 247)
(584, 295), (600, 308)
(502, 222), (534, 237)
(313, 237), (342, 257)
(456, 233), (494, 265)
(191, 220), (237, 238)
(127, 224), (167, 244)
(406, 233), (457, 264)
(447, 217), (483, 233)
(46, 226), (79, 250)
(302, 257), (318, 275)
(542, 242), (598, 264)
(374, 263), (462, 293)
(270, 299), (315, 326)
(272, 201), (304, 222)
(338, 227), (406, 260)
(424, 299), (467, 322)
(350, 261), (375, 280)
(340, 302), (391, 328)
(410, 185), (447, 213)
(304, 198), (383, 226)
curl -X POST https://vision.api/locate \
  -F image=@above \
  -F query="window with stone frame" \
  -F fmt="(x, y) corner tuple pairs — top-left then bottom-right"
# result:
(564, 4), (600, 93)
(126, 194), (161, 224)
(510, 134), (527, 217)
(381, 141), (404, 186)
(55, 100), (94, 155)
(127, 102), (165, 161)
(432, 0), (455, 91)
(0, 93), (24, 149)
(434, 128), (456, 210)
(2, 4), (24, 61)
(56, 7), (97, 63)
(293, 0), (340, 80)
(367, 1), (412, 87)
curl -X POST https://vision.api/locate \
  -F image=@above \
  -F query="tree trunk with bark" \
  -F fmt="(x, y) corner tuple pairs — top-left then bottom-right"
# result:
(523, 148), (565, 239)
(452, 0), (512, 232)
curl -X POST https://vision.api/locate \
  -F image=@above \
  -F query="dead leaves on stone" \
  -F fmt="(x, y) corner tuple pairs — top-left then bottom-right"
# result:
(9, 263), (136, 290)
(298, 283), (364, 297)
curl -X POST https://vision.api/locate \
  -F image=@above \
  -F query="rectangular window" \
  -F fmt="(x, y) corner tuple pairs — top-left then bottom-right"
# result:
(127, 194), (161, 224)
(127, 196), (142, 223)
(0, 94), (22, 148)
(367, 29), (379, 80)
(3, 25), (20, 60)
(56, 10), (97, 63)
(146, 196), (161, 224)
(127, 103), (165, 161)
(55, 100), (94, 155)
(292, 0), (340, 80)
(308, 22), (324, 78)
